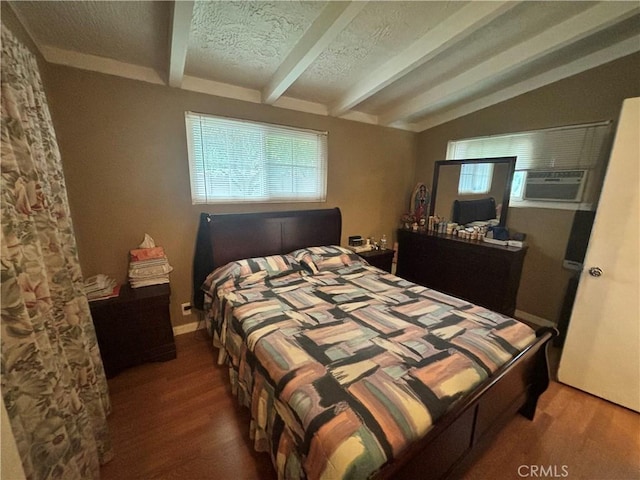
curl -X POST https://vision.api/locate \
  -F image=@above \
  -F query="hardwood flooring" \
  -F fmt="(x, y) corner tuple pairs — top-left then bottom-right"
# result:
(100, 330), (276, 480)
(100, 331), (640, 480)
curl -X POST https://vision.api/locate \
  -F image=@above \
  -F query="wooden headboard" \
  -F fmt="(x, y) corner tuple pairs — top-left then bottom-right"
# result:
(192, 208), (342, 309)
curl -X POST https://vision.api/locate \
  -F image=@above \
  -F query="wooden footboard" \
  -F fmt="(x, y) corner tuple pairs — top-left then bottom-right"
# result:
(377, 327), (556, 480)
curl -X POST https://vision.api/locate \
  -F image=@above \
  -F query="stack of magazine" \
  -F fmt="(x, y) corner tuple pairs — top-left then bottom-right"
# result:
(128, 246), (173, 288)
(84, 274), (119, 302)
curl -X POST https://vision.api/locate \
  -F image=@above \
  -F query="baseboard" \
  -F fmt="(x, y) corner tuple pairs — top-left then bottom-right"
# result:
(173, 319), (206, 336)
(515, 310), (555, 328)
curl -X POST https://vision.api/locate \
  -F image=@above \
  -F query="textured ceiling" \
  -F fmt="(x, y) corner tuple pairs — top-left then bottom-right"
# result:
(10, 1), (170, 71)
(187, 1), (327, 89)
(8, 0), (640, 132)
(288, 1), (469, 104)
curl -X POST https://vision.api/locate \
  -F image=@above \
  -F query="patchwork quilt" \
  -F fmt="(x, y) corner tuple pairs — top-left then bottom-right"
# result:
(202, 246), (536, 480)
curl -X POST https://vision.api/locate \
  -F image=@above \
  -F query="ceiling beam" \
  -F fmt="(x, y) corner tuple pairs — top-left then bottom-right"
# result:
(380, 2), (640, 126)
(40, 45), (165, 85)
(168, 1), (195, 88)
(330, 1), (519, 117)
(413, 35), (640, 132)
(262, 1), (367, 105)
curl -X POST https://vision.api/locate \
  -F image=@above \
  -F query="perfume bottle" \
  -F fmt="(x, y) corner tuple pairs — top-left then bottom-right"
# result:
(380, 234), (387, 250)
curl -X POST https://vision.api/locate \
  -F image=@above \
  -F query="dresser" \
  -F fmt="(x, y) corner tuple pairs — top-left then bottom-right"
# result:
(396, 229), (527, 317)
(89, 283), (176, 378)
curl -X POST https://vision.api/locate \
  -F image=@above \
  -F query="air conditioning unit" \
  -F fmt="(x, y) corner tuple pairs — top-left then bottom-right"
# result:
(524, 170), (588, 202)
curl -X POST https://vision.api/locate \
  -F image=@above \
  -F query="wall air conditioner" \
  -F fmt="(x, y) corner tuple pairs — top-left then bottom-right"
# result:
(524, 170), (588, 202)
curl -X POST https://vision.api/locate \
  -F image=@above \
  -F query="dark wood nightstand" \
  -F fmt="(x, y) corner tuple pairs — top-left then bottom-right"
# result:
(358, 248), (395, 273)
(89, 283), (176, 378)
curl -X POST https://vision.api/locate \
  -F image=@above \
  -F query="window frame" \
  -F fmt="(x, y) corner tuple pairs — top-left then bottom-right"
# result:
(185, 112), (328, 205)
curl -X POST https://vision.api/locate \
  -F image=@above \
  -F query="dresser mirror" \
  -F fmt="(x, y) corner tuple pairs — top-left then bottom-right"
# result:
(430, 157), (516, 227)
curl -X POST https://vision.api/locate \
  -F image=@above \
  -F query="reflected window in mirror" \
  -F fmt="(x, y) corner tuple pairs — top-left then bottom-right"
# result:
(458, 163), (494, 195)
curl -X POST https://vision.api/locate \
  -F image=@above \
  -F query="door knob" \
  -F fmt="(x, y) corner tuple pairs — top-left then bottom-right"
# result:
(588, 267), (603, 277)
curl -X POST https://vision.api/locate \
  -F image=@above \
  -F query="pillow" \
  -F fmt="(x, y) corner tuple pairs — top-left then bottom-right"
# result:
(290, 245), (367, 273)
(202, 254), (300, 293)
(236, 254), (299, 277)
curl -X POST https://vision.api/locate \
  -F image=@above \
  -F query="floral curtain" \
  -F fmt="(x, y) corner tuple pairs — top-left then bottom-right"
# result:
(1, 26), (112, 479)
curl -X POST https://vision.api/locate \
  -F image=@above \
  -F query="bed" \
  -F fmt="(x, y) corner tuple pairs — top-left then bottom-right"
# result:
(193, 208), (556, 479)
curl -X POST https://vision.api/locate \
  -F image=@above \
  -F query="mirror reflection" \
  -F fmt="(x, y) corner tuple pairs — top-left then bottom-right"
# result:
(430, 157), (516, 227)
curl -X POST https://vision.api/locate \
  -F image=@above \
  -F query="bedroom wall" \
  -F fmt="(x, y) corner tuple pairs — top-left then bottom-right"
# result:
(416, 52), (640, 324)
(38, 64), (416, 328)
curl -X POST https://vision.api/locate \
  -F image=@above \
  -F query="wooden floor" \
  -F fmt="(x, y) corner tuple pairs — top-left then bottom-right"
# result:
(101, 331), (640, 480)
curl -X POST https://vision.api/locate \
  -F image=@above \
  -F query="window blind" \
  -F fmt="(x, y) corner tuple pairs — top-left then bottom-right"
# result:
(185, 112), (328, 204)
(447, 121), (611, 170)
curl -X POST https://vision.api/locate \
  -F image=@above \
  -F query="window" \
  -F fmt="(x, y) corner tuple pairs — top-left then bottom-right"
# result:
(446, 121), (611, 201)
(458, 163), (494, 194)
(510, 171), (527, 200)
(185, 112), (328, 204)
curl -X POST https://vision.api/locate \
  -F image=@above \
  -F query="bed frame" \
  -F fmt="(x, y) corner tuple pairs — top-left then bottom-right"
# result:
(193, 207), (556, 480)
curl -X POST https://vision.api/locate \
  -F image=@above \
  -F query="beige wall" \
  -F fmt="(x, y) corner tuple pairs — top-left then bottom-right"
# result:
(40, 64), (416, 327)
(417, 52), (640, 322)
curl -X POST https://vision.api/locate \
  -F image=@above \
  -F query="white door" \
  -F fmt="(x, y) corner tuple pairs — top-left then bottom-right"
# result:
(557, 97), (640, 412)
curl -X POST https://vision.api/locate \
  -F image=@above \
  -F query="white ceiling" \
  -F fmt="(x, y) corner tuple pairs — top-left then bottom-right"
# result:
(9, 1), (640, 132)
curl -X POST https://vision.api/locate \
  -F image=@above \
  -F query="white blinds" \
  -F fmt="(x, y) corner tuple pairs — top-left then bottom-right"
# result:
(447, 121), (612, 170)
(459, 163), (494, 194)
(185, 112), (328, 204)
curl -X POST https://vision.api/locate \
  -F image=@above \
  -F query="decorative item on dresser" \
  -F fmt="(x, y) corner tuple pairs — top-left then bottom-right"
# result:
(396, 229), (526, 317)
(89, 283), (176, 378)
(357, 248), (395, 273)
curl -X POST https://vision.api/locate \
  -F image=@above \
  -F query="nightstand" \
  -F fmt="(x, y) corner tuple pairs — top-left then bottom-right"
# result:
(358, 248), (395, 273)
(89, 283), (176, 378)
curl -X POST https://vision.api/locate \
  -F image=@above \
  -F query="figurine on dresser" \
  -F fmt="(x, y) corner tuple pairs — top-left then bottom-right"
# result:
(411, 182), (429, 228)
